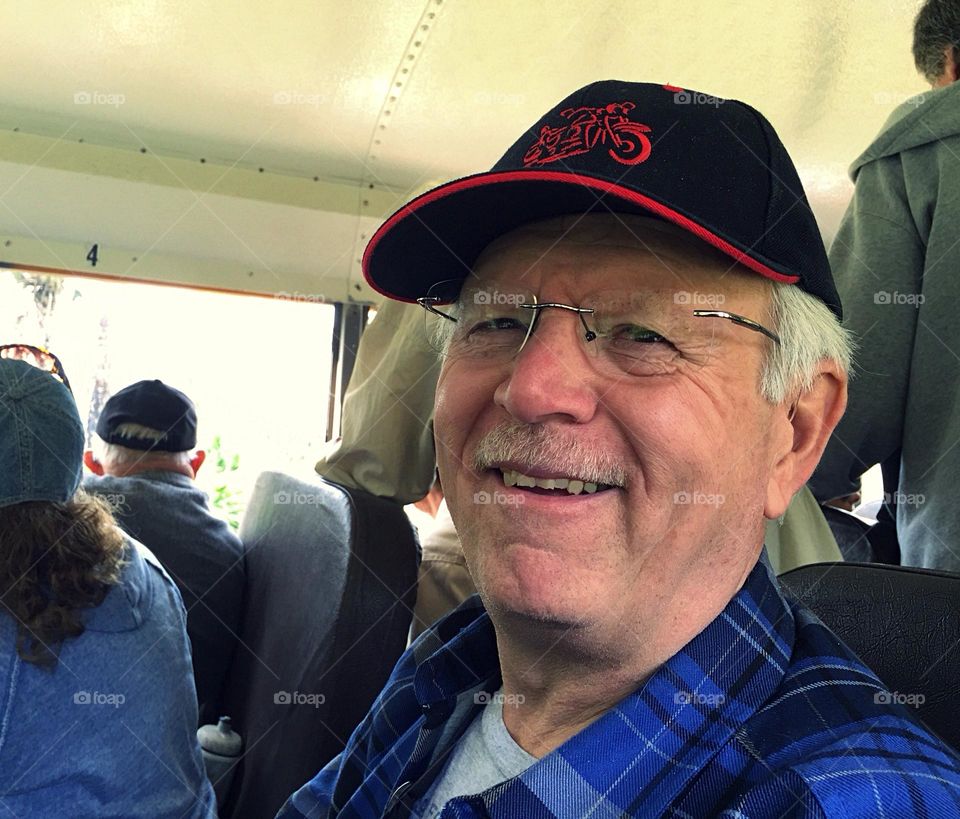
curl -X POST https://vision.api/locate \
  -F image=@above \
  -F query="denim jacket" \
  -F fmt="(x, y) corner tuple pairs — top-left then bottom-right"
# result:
(0, 538), (216, 817)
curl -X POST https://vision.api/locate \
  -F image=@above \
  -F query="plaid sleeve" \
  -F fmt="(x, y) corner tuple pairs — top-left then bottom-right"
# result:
(716, 768), (828, 817)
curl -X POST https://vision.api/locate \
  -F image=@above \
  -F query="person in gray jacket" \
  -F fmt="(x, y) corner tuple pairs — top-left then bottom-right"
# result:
(810, 0), (960, 569)
(84, 379), (246, 722)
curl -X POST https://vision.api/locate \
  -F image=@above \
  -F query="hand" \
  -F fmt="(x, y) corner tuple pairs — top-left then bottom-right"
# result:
(823, 492), (861, 512)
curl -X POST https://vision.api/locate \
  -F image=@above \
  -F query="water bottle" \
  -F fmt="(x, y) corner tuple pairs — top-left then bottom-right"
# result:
(197, 716), (243, 806)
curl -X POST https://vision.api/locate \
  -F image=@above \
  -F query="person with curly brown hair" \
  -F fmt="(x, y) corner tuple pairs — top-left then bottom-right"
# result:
(0, 357), (216, 818)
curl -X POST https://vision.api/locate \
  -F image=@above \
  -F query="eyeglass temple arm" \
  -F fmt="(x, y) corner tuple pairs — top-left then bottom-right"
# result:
(692, 310), (781, 345)
(417, 297), (458, 323)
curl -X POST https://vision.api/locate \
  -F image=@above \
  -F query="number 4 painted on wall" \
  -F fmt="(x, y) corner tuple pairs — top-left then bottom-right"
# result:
(86, 243), (99, 266)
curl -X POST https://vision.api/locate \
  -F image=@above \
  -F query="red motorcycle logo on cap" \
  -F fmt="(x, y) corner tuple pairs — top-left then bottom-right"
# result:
(522, 102), (653, 167)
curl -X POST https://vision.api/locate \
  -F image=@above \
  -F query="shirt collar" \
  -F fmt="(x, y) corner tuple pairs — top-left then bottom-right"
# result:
(413, 597), (500, 722)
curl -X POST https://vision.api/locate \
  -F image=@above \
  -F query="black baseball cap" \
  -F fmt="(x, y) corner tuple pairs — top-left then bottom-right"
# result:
(96, 380), (197, 452)
(363, 80), (841, 319)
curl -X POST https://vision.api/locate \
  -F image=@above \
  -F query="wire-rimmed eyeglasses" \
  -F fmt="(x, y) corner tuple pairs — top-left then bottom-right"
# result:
(416, 281), (780, 375)
(0, 344), (73, 392)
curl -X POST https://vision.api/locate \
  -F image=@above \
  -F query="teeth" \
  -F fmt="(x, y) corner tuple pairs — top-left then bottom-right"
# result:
(499, 469), (606, 495)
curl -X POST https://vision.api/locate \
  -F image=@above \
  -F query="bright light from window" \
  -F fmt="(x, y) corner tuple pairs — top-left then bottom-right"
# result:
(1, 271), (335, 525)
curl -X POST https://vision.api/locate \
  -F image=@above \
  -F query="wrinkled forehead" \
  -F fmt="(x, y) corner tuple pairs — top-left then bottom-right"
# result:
(472, 213), (764, 299)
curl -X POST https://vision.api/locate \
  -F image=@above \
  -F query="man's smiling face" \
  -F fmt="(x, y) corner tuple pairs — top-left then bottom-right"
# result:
(434, 215), (785, 643)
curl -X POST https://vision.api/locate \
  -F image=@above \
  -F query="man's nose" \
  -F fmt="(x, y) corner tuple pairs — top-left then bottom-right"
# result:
(493, 315), (600, 425)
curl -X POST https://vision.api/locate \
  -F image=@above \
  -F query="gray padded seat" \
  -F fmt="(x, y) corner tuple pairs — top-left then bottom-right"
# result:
(217, 471), (419, 819)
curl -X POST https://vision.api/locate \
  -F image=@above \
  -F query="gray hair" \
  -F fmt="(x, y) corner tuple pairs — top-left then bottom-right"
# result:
(913, 0), (960, 83)
(760, 282), (853, 404)
(93, 422), (193, 469)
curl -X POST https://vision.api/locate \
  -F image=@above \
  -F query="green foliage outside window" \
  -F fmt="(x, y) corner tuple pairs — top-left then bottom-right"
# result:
(209, 435), (243, 531)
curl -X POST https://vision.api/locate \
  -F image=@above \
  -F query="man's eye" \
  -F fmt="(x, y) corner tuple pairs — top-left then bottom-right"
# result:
(467, 317), (528, 334)
(609, 324), (667, 344)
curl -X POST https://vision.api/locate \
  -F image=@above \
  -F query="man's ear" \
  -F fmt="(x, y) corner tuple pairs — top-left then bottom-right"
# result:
(83, 450), (104, 476)
(190, 450), (206, 476)
(933, 45), (960, 87)
(764, 362), (847, 520)
(947, 46), (960, 83)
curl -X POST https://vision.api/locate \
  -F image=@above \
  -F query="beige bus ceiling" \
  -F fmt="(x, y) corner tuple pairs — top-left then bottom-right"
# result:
(0, 0), (927, 303)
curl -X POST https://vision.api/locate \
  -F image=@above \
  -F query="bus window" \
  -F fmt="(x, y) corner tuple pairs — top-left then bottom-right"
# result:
(1, 269), (336, 524)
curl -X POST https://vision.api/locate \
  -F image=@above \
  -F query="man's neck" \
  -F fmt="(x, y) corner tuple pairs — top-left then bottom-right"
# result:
(492, 556), (758, 758)
(493, 617), (670, 757)
(106, 461), (195, 480)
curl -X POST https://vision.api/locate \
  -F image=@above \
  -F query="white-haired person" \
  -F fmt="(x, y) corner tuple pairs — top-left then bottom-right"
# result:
(281, 81), (960, 818)
(83, 379), (246, 724)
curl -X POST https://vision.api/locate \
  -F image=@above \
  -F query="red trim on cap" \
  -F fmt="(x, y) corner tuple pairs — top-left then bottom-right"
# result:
(363, 170), (799, 300)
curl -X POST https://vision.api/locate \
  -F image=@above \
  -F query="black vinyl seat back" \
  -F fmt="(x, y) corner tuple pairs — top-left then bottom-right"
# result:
(779, 562), (960, 752)
(218, 472), (419, 819)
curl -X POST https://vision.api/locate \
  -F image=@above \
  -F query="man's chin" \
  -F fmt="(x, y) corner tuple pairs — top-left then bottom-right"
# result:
(472, 552), (603, 634)
(481, 591), (590, 635)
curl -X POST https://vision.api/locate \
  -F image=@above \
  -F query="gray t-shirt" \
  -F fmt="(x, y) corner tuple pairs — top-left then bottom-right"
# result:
(412, 689), (537, 817)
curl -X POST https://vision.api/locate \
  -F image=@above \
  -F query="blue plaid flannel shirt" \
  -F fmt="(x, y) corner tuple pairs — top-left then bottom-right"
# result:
(278, 559), (960, 818)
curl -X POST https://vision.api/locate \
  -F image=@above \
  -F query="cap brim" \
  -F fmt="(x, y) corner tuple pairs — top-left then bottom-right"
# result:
(363, 170), (800, 302)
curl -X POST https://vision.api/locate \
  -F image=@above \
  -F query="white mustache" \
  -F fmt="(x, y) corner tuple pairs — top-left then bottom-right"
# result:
(473, 421), (628, 488)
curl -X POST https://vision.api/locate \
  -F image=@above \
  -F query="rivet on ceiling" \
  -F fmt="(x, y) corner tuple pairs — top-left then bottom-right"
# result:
(350, 0), (445, 295)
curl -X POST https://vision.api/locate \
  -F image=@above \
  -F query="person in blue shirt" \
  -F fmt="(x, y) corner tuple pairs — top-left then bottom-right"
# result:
(0, 356), (216, 818)
(279, 80), (960, 818)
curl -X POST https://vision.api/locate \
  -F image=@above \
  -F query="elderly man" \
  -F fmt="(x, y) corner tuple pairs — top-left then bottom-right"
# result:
(84, 379), (246, 723)
(279, 81), (960, 818)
